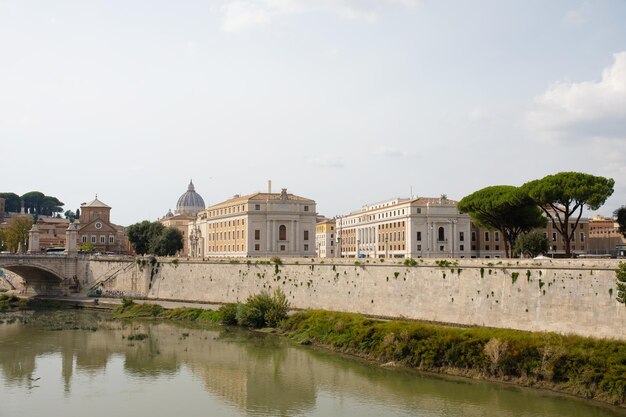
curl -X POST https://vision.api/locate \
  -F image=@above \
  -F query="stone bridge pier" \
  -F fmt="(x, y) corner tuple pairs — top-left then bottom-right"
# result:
(0, 254), (86, 296)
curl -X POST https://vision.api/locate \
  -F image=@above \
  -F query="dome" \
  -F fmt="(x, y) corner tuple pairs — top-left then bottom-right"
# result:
(175, 180), (206, 216)
(164, 209), (174, 218)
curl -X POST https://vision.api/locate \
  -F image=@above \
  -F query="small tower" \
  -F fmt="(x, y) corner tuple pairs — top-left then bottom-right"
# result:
(65, 223), (78, 255)
(28, 224), (40, 253)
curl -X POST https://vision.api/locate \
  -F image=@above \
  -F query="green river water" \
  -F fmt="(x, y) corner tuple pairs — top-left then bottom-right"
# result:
(1, 310), (624, 417)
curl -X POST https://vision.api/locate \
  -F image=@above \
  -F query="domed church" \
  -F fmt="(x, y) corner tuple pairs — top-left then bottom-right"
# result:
(175, 180), (206, 216)
(160, 180), (206, 256)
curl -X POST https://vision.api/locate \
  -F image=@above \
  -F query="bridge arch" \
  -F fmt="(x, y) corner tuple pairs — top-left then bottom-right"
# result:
(0, 255), (75, 295)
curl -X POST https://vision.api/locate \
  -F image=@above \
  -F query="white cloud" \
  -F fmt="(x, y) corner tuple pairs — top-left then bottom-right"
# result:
(219, 0), (419, 33)
(526, 51), (626, 142)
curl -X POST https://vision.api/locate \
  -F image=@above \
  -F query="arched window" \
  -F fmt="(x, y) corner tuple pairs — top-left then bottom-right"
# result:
(279, 225), (287, 241)
(438, 227), (445, 241)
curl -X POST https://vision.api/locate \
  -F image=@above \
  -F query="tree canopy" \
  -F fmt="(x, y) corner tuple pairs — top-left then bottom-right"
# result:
(522, 172), (614, 257)
(513, 232), (548, 258)
(615, 206), (626, 237)
(150, 227), (184, 256)
(3, 216), (33, 253)
(0, 191), (64, 216)
(0, 193), (22, 213)
(126, 221), (183, 256)
(458, 185), (546, 257)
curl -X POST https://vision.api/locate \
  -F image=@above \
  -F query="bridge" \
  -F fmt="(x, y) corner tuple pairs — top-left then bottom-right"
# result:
(0, 254), (84, 295)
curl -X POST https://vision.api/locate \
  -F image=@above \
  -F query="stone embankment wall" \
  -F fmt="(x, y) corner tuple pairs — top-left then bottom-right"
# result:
(83, 257), (626, 340)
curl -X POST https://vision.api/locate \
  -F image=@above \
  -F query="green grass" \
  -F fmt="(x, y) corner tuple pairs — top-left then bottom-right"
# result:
(113, 302), (220, 323)
(279, 310), (626, 406)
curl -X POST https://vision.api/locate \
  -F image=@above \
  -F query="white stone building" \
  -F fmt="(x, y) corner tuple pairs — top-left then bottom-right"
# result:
(337, 195), (472, 259)
(190, 188), (317, 258)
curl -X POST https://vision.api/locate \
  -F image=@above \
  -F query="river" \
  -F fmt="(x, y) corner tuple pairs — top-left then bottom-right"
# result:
(1, 310), (624, 417)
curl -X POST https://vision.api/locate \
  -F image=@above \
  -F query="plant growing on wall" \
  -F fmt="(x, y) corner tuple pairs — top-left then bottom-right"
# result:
(616, 262), (626, 306)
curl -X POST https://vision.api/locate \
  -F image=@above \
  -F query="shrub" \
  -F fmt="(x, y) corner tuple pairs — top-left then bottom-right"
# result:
(270, 256), (282, 265)
(219, 303), (240, 325)
(235, 289), (290, 328)
(404, 258), (417, 266)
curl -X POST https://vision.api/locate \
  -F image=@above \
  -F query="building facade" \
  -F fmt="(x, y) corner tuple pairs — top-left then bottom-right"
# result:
(0, 197), (4, 224)
(587, 215), (625, 256)
(77, 196), (128, 253)
(315, 218), (336, 258)
(336, 195), (472, 259)
(190, 188), (316, 258)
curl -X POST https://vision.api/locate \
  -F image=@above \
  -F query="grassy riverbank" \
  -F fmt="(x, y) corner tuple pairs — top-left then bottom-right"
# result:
(110, 298), (626, 407)
(279, 310), (626, 407)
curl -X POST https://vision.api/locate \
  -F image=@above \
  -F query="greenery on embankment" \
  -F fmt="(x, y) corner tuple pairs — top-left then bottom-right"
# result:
(110, 290), (626, 407)
(112, 289), (289, 328)
(0, 294), (27, 310)
(280, 310), (626, 407)
(112, 299), (221, 322)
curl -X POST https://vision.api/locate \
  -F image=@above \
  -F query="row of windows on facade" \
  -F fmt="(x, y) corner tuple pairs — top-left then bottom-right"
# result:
(253, 227), (309, 241)
(206, 203), (311, 219)
(81, 235), (115, 244)
(342, 209), (409, 226)
(414, 244), (466, 252)
(247, 244), (310, 252)
(207, 219), (246, 228)
(415, 229), (464, 242)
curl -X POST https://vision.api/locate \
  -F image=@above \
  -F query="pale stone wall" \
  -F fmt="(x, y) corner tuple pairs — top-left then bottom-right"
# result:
(82, 257), (626, 340)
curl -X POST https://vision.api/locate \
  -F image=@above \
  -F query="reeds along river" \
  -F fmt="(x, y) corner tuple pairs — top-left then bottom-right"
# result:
(0, 310), (624, 417)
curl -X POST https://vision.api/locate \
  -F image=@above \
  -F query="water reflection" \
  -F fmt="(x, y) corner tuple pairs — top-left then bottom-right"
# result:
(0, 310), (623, 417)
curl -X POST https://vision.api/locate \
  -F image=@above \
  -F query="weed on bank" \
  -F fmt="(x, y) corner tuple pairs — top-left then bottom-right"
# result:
(280, 310), (626, 406)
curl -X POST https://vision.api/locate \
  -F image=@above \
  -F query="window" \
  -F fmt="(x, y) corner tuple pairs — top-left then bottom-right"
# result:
(82, 236), (87, 244)
(495, 245), (499, 250)
(304, 244), (309, 251)
(438, 227), (445, 241)
(304, 206), (309, 212)
(255, 204), (260, 210)
(255, 229), (260, 240)
(255, 244), (260, 251)
(109, 235), (114, 244)
(91, 236), (96, 244)
(459, 232), (464, 242)
(417, 244), (421, 251)
(485, 245), (490, 250)
(280, 245), (285, 251)
(304, 230), (309, 241)
(416, 208), (421, 214)
(279, 225), (287, 241)
(552, 232), (557, 242)
(483, 231), (490, 242)
(472, 231), (476, 242)
(495, 231), (500, 242)
(460, 245), (464, 251)
(581, 232), (585, 242)
(439, 245), (444, 251)
(417, 231), (422, 241)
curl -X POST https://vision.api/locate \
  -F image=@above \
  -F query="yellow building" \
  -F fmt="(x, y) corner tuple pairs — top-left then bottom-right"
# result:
(191, 188), (316, 258)
(315, 218), (336, 258)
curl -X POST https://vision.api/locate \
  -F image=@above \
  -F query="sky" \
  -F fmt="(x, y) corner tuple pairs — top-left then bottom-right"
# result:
(1, 0), (625, 226)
